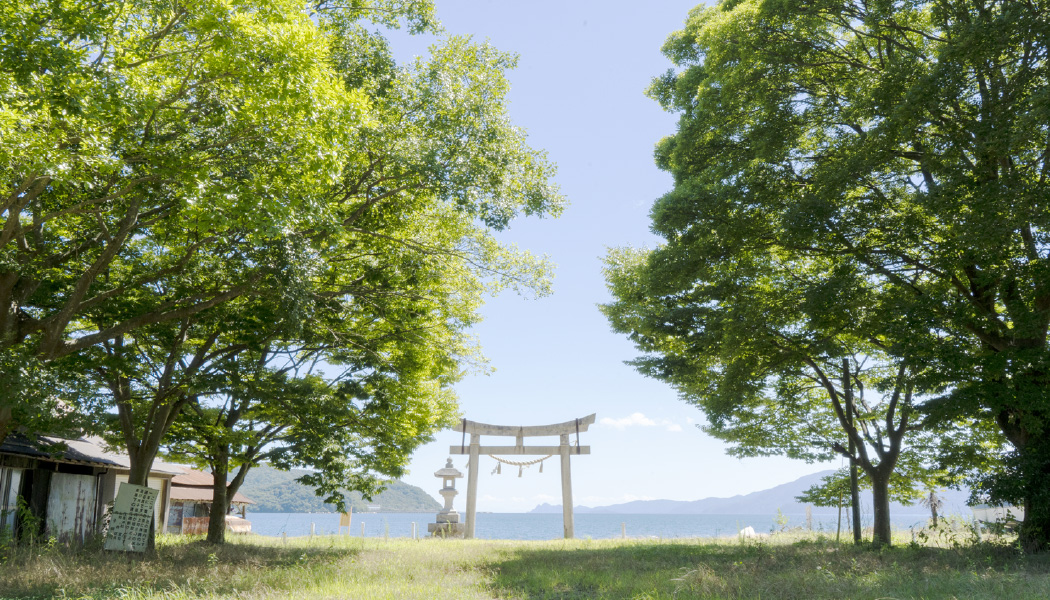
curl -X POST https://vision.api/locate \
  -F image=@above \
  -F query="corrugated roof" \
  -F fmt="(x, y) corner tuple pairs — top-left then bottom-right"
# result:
(0, 434), (183, 475)
(170, 468), (254, 505)
(171, 469), (215, 486)
(169, 485), (253, 505)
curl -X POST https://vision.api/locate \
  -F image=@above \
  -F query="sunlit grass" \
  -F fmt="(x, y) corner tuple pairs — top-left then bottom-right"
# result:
(2, 529), (1049, 599)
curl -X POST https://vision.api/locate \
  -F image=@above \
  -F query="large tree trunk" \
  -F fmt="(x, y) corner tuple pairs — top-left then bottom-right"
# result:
(118, 386), (189, 553)
(1021, 493), (1050, 553)
(126, 445), (157, 487)
(125, 442), (161, 554)
(996, 407), (1050, 553)
(868, 470), (893, 548)
(206, 448), (254, 545)
(1016, 437), (1050, 553)
(207, 450), (230, 545)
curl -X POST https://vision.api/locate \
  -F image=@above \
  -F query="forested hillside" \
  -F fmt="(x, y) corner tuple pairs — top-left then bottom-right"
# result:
(239, 466), (441, 513)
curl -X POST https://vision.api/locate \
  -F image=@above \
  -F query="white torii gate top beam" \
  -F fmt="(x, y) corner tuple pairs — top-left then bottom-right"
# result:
(454, 413), (596, 437)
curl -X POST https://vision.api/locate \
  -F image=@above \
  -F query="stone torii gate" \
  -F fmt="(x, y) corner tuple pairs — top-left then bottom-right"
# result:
(450, 414), (595, 539)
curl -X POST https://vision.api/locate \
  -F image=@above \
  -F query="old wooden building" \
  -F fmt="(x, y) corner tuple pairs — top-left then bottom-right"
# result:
(166, 468), (254, 534)
(0, 435), (181, 543)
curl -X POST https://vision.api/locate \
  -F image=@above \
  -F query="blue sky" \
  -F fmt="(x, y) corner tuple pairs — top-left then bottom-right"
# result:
(388, 0), (839, 512)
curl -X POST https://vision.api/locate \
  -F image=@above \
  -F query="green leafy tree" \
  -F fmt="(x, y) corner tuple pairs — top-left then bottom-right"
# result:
(3, 0), (559, 451)
(629, 0), (1050, 550)
(70, 1), (561, 546)
(88, 251), (301, 489)
(603, 247), (942, 546)
(151, 215), (477, 545)
(0, 0), (355, 440)
(152, 25), (564, 542)
(165, 336), (457, 544)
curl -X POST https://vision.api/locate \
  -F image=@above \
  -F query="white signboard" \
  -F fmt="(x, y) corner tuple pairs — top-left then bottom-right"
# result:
(104, 483), (159, 552)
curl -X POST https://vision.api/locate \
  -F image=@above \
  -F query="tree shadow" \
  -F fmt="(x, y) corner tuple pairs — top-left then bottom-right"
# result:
(487, 539), (1050, 600)
(0, 537), (362, 599)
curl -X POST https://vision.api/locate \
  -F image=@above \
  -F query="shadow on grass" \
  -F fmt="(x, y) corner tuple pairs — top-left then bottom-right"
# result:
(0, 537), (362, 599)
(488, 539), (1050, 600)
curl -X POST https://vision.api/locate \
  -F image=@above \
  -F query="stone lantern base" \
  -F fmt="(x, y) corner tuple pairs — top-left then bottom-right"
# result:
(427, 522), (466, 537)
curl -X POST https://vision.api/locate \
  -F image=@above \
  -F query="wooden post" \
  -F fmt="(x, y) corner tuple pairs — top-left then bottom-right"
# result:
(836, 491), (843, 542)
(844, 358), (862, 545)
(465, 433), (480, 539)
(560, 433), (574, 539)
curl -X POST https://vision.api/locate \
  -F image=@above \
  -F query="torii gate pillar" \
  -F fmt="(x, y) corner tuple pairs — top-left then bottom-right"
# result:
(559, 433), (574, 539)
(465, 432), (480, 538)
(452, 414), (595, 540)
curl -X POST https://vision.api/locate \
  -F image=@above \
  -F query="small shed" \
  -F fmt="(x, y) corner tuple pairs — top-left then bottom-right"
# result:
(166, 468), (254, 535)
(0, 434), (180, 543)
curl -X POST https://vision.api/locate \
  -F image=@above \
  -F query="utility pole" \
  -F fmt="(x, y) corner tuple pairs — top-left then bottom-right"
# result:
(844, 358), (862, 545)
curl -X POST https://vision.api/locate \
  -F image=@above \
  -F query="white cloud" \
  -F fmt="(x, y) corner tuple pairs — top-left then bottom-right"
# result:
(600, 412), (655, 429)
(600, 412), (683, 432)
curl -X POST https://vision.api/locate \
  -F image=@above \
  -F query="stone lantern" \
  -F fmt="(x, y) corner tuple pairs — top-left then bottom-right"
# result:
(428, 458), (466, 537)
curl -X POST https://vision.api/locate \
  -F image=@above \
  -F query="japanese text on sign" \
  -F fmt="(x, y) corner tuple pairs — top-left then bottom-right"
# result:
(104, 483), (158, 552)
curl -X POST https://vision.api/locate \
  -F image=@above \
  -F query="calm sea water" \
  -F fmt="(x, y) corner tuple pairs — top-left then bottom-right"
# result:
(246, 511), (940, 540)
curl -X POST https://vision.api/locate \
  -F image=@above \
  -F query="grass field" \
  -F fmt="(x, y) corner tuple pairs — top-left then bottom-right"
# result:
(2, 530), (1050, 599)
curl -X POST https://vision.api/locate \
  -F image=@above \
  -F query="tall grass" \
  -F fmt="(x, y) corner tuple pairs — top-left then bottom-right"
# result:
(1, 530), (1048, 599)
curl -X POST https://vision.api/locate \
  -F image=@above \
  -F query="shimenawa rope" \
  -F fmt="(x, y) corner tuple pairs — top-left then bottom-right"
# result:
(489, 454), (552, 477)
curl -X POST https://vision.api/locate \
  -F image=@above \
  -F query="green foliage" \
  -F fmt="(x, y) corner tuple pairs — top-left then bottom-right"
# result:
(609, 0), (1050, 548)
(0, 346), (99, 442)
(15, 496), (42, 545)
(603, 196), (941, 545)
(0, 0), (352, 441)
(774, 508), (789, 532)
(0, 0), (563, 547)
(1, 0), (560, 445)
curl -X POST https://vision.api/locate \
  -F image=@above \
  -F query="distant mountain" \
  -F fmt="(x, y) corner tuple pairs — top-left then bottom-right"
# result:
(238, 465), (441, 513)
(530, 471), (972, 516)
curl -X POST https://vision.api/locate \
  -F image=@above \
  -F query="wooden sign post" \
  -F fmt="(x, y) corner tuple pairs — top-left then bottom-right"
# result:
(450, 414), (594, 539)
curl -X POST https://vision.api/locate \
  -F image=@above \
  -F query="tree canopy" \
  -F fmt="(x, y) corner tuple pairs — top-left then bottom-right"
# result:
(2, 0), (564, 546)
(605, 0), (1048, 549)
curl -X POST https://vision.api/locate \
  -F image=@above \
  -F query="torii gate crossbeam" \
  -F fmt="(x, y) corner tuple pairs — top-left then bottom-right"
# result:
(450, 414), (595, 539)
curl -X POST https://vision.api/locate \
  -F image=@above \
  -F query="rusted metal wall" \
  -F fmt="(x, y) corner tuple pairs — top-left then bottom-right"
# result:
(45, 473), (97, 543)
(183, 516), (209, 535)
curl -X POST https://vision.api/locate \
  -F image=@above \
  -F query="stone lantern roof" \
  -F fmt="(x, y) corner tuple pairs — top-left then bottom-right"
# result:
(434, 458), (463, 479)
